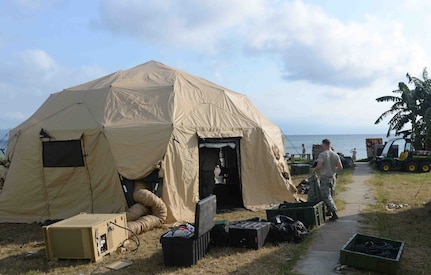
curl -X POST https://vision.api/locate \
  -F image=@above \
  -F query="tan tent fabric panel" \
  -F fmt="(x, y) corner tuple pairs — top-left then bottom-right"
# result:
(43, 167), (92, 218)
(104, 125), (172, 179)
(161, 128), (198, 224)
(104, 86), (174, 125)
(82, 129), (127, 214)
(241, 128), (297, 210)
(0, 128), (48, 222)
(0, 60), (297, 224)
(197, 130), (243, 138)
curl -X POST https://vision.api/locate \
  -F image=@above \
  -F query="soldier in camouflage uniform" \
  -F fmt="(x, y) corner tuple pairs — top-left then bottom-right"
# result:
(312, 139), (343, 221)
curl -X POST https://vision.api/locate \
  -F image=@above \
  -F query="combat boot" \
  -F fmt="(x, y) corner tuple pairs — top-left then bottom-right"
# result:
(330, 211), (339, 221)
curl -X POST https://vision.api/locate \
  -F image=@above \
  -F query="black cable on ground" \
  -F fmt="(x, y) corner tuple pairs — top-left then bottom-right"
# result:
(110, 221), (141, 253)
(90, 221), (141, 275)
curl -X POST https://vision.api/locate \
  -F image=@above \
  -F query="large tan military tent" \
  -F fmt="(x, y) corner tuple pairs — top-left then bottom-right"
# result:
(0, 60), (297, 224)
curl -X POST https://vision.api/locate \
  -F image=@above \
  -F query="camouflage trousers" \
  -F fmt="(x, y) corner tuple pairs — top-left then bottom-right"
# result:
(307, 174), (321, 203)
(320, 175), (337, 213)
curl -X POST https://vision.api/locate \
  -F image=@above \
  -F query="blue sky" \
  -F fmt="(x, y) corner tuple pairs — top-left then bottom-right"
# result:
(1, 0), (430, 135)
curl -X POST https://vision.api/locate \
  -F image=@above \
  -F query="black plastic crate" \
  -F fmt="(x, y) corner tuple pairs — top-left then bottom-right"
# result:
(266, 201), (325, 228)
(160, 195), (216, 267)
(228, 221), (271, 250)
(160, 231), (211, 267)
(210, 220), (230, 247)
(340, 233), (404, 274)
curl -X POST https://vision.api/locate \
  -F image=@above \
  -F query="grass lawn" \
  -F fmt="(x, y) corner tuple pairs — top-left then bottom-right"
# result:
(0, 172), (323, 275)
(0, 216), (314, 275)
(360, 167), (431, 274)
(6, 164), (429, 275)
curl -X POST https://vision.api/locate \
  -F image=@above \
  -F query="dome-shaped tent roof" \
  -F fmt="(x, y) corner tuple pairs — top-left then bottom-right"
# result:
(0, 61), (296, 224)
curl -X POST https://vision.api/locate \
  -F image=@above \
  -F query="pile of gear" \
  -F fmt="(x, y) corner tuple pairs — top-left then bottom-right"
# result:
(351, 241), (400, 259)
(266, 215), (309, 244)
(163, 223), (195, 238)
(227, 216), (309, 245)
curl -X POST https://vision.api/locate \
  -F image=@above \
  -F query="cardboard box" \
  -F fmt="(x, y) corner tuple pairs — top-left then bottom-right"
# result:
(160, 195), (216, 267)
(340, 233), (404, 274)
(266, 201), (325, 228)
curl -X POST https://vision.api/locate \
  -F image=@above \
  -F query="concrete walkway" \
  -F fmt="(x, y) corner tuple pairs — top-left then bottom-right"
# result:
(294, 162), (376, 274)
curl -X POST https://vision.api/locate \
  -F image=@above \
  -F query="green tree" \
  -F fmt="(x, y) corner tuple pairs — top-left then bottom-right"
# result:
(405, 68), (431, 149)
(375, 68), (431, 150)
(374, 81), (418, 137)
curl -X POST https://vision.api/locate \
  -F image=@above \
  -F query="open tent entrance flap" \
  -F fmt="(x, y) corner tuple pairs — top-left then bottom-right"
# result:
(119, 169), (162, 208)
(198, 137), (243, 211)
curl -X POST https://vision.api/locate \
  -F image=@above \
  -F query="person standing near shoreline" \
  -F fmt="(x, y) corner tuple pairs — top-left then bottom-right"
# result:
(302, 143), (306, 158)
(350, 148), (357, 161)
(312, 139), (343, 221)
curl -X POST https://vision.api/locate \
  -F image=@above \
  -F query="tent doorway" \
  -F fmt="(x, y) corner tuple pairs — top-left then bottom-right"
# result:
(198, 138), (243, 210)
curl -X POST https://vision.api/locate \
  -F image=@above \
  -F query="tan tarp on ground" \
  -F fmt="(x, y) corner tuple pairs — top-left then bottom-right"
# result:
(0, 60), (297, 224)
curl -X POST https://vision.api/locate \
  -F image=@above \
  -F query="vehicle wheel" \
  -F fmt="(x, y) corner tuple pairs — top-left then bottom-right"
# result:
(406, 161), (418, 172)
(420, 163), (430, 173)
(380, 162), (391, 172)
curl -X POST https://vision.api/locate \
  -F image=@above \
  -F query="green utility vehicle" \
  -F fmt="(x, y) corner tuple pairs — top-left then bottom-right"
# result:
(375, 137), (431, 172)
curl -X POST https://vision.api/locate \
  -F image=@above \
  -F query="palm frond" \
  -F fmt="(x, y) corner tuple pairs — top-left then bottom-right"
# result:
(423, 67), (428, 81)
(376, 69), (431, 143)
(375, 96), (401, 102)
(374, 109), (399, 124)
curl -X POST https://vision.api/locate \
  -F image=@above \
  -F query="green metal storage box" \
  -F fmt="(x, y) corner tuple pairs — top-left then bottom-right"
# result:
(266, 201), (325, 228)
(340, 233), (404, 274)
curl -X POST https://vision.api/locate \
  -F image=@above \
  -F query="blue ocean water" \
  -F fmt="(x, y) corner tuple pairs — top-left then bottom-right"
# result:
(0, 130), (9, 158)
(284, 134), (388, 160)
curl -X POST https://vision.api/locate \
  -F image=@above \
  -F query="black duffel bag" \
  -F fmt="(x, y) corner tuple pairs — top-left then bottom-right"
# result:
(267, 215), (309, 244)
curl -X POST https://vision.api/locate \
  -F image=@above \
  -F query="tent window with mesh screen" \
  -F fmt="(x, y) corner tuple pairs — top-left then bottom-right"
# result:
(42, 140), (84, 167)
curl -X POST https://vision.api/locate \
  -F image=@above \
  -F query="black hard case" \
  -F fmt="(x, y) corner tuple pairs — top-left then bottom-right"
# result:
(210, 220), (230, 247)
(228, 221), (271, 250)
(160, 195), (216, 267)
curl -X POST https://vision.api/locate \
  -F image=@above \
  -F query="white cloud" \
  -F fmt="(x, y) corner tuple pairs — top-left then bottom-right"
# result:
(1, 112), (27, 122)
(0, 50), (62, 97)
(20, 49), (58, 80)
(94, 0), (259, 54)
(0, 48), (111, 128)
(95, 0), (430, 89)
(1, 49), (109, 95)
(240, 1), (429, 88)
(1, 0), (430, 134)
